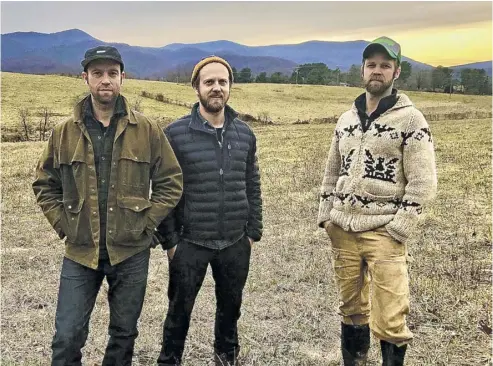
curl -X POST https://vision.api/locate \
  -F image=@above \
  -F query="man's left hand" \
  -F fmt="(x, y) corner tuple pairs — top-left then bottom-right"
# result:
(248, 237), (254, 247)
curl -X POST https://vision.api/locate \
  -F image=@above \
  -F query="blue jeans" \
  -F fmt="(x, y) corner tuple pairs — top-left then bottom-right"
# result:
(51, 248), (150, 366)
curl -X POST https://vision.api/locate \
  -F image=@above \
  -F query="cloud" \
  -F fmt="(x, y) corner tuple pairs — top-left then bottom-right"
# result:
(1, 1), (491, 47)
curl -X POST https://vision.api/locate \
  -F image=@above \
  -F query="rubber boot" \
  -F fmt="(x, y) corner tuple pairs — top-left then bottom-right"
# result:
(380, 340), (407, 366)
(341, 323), (371, 366)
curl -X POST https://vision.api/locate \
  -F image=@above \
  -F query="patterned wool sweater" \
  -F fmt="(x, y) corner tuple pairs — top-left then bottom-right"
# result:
(317, 93), (437, 243)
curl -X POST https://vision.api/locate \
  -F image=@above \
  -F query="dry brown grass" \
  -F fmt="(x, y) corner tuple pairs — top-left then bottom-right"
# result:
(2, 72), (492, 136)
(1, 73), (491, 365)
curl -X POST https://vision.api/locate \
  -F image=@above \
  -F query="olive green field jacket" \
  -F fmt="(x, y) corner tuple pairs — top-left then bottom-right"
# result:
(33, 95), (183, 269)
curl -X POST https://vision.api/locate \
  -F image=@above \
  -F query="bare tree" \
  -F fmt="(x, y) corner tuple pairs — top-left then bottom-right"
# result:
(19, 108), (30, 141)
(39, 107), (51, 141)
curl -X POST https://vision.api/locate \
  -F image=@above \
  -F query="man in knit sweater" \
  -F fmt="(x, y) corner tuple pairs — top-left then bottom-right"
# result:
(318, 37), (437, 365)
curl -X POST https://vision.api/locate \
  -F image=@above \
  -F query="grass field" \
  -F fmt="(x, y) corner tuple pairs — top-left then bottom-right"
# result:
(1, 72), (492, 365)
(2, 72), (492, 136)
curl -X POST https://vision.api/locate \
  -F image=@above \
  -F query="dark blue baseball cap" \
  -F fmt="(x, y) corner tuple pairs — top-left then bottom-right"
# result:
(81, 45), (124, 71)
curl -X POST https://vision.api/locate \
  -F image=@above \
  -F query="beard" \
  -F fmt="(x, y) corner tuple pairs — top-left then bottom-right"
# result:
(364, 77), (394, 96)
(92, 89), (118, 106)
(198, 90), (229, 113)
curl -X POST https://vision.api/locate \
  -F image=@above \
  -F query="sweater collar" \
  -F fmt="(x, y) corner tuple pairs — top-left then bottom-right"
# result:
(354, 88), (398, 118)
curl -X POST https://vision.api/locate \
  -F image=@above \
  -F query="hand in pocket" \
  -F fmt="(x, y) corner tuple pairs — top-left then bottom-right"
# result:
(167, 245), (177, 261)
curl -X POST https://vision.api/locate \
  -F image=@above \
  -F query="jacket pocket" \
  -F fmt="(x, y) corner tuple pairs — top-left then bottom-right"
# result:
(58, 134), (88, 199)
(227, 140), (248, 172)
(62, 198), (91, 245)
(116, 196), (152, 243)
(118, 146), (151, 196)
(362, 179), (397, 201)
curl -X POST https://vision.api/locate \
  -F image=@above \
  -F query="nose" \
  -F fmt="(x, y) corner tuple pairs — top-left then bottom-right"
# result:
(101, 73), (111, 84)
(212, 82), (221, 91)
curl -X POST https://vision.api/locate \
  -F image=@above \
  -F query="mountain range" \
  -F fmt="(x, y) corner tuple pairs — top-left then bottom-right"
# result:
(1, 29), (491, 79)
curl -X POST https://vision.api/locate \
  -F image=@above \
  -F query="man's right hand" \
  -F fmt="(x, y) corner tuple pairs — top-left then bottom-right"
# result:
(167, 245), (177, 261)
(53, 218), (66, 240)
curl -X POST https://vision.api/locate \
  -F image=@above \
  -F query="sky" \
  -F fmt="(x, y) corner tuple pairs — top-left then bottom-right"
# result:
(1, 1), (492, 66)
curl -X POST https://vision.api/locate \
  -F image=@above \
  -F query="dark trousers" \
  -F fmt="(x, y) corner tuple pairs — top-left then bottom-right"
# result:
(157, 237), (251, 365)
(51, 248), (150, 366)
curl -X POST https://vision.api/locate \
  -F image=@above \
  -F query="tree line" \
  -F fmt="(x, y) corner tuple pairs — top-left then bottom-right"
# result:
(58, 61), (491, 96)
(163, 62), (492, 95)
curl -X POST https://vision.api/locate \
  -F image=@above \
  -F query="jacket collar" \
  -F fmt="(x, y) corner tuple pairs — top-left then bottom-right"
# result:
(189, 102), (239, 133)
(73, 94), (134, 124)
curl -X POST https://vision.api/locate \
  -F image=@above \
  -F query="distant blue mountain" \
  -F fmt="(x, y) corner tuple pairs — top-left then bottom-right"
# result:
(1, 30), (297, 78)
(451, 61), (492, 77)
(162, 39), (433, 71)
(2, 29), (490, 79)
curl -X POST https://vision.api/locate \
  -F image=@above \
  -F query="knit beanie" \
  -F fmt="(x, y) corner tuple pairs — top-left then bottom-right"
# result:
(190, 55), (234, 86)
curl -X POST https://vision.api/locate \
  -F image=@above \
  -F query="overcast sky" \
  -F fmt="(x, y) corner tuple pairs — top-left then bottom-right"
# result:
(1, 1), (492, 66)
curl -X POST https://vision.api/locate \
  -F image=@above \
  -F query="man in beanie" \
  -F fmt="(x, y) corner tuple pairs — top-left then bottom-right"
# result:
(156, 56), (262, 366)
(317, 37), (437, 365)
(33, 45), (183, 365)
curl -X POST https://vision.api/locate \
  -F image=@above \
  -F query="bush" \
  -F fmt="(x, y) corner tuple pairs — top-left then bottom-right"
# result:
(257, 111), (272, 124)
(131, 98), (144, 113)
(141, 90), (153, 98)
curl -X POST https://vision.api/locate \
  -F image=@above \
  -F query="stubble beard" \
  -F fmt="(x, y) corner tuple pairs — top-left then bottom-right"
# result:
(92, 89), (119, 106)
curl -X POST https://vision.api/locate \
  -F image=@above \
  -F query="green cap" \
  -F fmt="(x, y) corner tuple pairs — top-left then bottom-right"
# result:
(363, 36), (401, 65)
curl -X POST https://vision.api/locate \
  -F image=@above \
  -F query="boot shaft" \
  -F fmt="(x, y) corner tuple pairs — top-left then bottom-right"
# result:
(380, 340), (407, 366)
(341, 323), (371, 366)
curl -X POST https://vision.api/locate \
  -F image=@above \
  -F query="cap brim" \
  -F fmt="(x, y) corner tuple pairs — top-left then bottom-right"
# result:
(81, 55), (124, 70)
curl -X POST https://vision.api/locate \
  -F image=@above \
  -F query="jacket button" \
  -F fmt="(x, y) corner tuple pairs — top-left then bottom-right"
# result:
(135, 206), (139, 210)
(111, 185), (115, 189)
(68, 205), (72, 209)
(93, 211), (97, 215)
(109, 230), (112, 234)
(109, 207), (113, 211)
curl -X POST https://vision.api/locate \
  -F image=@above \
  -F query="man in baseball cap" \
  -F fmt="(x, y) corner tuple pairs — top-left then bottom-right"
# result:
(34, 44), (183, 365)
(318, 36), (437, 365)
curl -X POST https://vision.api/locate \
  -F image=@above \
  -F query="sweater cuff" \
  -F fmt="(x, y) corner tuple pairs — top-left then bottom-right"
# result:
(385, 212), (418, 244)
(317, 199), (333, 228)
